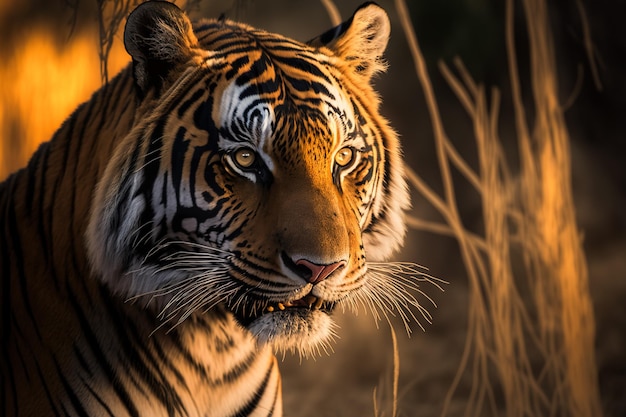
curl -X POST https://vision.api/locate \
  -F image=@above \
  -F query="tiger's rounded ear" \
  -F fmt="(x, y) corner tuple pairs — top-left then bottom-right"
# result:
(308, 2), (390, 83)
(124, 1), (199, 92)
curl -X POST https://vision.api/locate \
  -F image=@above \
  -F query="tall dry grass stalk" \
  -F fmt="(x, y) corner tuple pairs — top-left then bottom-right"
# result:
(507, 0), (602, 415)
(372, 324), (400, 417)
(396, 0), (603, 415)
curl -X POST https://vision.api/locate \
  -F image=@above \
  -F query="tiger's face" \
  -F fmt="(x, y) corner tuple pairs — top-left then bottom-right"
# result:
(87, 2), (410, 356)
(213, 73), (382, 352)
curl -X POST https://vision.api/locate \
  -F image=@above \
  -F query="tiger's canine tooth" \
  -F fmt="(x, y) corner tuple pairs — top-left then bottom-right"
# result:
(314, 297), (324, 310)
(304, 295), (317, 307)
(277, 303), (285, 311)
(266, 305), (275, 312)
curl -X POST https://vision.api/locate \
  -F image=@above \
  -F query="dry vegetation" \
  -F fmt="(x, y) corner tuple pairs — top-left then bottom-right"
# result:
(393, 0), (603, 415)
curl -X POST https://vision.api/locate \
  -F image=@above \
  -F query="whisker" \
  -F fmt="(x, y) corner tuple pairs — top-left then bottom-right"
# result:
(124, 238), (240, 334)
(356, 261), (446, 335)
(133, 146), (164, 174)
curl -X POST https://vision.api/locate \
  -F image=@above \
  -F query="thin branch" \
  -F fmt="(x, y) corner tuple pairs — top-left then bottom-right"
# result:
(575, 0), (603, 91)
(319, 0), (341, 26)
(394, 0), (459, 214)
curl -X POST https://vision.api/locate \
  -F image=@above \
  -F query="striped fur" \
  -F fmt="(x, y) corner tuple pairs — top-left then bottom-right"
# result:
(1, 1), (412, 416)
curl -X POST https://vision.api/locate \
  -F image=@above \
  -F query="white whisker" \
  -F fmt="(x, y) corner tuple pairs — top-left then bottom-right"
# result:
(133, 146), (164, 174)
(124, 238), (241, 333)
(354, 261), (446, 335)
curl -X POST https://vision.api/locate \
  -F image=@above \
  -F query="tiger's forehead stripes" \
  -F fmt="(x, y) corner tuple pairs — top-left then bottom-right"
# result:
(198, 23), (360, 176)
(213, 51), (359, 173)
(218, 82), (276, 146)
(269, 112), (334, 170)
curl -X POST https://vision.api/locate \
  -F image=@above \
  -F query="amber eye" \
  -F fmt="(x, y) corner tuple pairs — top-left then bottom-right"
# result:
(334, 147), (354, 168)
(233, 147), (256, 169)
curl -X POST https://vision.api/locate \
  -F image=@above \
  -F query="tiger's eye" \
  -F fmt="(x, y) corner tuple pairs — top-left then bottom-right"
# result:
(334, 147), (354, 167)
(234, 148), (256, 168)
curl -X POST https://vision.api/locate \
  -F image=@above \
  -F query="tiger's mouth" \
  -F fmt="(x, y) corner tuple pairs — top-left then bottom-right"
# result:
(236, 291), (340, 356)
(232, 292), (337, 327)
(263, 294), (335, 313)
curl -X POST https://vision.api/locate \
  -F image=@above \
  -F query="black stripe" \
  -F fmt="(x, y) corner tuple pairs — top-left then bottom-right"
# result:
(231, 363), (273, 417)
(80, 375), (116, 417)
(149, 335), (188, 388)
(239, 78), (281, 100)
(99, 288), (188, 415)
(192, 79), (220, 135)
(218, 349), (257, 385)
(24, 146), (43, 215)
(267, 377), (280, 416)
(139, 118), (166, 198)
(1, 181), (16, 417)
(171, 126), (190, 207)
(33, 359), (63, 417)
(73, 344), (94, 378)
(270, 55), (332, 83)
(47, 103), (84, 289)
(230, 257), (290, 289)
(178, 87), (205, 118)
(11, 315), (32, 383)
(170, 321), (257, 386)
(158, 67), (210, 120)
(198, 31), (245, 49)
(54, 357), (90, 417)
(66, 286), (140, 417)
(0, 330), (18, 416)
(36, 144), (54, 288)
(5, 179), (43, 344)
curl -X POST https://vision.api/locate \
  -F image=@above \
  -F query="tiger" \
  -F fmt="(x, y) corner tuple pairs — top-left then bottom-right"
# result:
(0, 1), (422, 415)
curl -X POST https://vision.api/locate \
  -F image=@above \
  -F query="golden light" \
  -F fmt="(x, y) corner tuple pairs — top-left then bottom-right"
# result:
(0, 27), (129, 180)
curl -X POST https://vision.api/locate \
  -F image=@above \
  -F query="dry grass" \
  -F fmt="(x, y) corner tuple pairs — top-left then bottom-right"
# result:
(395, 0), (604, 415)
(372, 323), (400, 417)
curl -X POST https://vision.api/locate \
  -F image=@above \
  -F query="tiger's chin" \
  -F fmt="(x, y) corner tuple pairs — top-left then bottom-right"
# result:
(247, 308), (338, 358)
(228, 293), (339, 358)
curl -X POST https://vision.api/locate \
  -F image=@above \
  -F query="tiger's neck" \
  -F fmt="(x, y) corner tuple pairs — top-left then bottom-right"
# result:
(91, 300), (283, 416)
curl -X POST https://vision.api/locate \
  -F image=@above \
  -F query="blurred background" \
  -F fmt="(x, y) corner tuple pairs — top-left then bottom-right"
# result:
(1, 0), (624, 416)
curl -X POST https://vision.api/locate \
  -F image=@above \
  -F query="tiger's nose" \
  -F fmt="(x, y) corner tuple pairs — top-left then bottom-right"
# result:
(295, 259), (346, 284)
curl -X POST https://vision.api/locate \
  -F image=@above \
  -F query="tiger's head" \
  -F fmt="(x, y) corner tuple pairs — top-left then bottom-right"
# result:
(87, 1), (411, 356)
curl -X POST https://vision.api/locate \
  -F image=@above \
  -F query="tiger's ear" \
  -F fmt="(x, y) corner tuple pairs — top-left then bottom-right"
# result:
(308, 2), (390, 83)
(124, 1), (199, 92)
